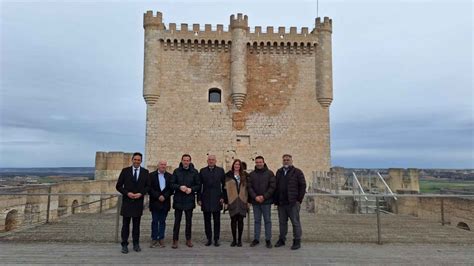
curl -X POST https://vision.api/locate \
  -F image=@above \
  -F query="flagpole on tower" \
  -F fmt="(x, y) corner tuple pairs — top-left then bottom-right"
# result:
(317, 0), (319, 18)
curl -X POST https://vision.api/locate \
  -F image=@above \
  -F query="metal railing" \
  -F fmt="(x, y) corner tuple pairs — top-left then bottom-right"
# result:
(0, 192), (473, 245)
(352, 172), (368, 201)
(306, 193), (474, 244)
(71, 195), (118, 214)
(312, 171), (340, 194)
(376, 172), (397, 200)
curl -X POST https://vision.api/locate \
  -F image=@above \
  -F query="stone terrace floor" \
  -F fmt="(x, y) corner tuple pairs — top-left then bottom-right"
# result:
(1, 209), (473, 264)
(0, 242), (473, 264)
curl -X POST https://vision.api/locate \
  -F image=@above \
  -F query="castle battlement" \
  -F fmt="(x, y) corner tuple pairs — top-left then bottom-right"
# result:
(315, 17), (332, 33)
(230, 13), (248, 30)
(143, 11), (164, 30)
(144, 11), (324, 48)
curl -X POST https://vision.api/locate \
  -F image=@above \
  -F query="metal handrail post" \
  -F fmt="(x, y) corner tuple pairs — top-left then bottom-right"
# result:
(115, 195), (122, 243)
(376, 196), (382, 244)
(441, 198), (445, 226)
(99, 196), (103, 214)
(247, 208), (251, 242)
(46, 186), (52, 224)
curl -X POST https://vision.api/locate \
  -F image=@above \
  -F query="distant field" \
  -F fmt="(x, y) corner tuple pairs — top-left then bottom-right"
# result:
(419, 179), (474, 193)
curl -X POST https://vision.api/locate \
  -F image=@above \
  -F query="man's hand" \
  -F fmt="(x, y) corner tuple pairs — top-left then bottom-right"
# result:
(159, 195), (165, 202)
(197, 201), (202, 206)
(219, 198), (224, 204)
(180, 185), (187, 192)
(135, 193), (143, 198)
(185, 188), (192, 194)
(256, 195), (264, 203)
(127, 192), (135, 199)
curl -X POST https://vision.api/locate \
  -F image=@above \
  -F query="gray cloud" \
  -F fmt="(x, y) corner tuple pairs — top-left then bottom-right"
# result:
(1, 0), (472, 168)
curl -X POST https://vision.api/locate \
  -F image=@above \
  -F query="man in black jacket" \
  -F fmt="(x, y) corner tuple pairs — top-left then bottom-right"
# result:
(170, 154), (200, 249)
(198, 155), (225, 247)
(248, 156), (276, 248)
(274, 154), (306, 250)
(116, 152), (149, 254)
(148, 160), (173, 248)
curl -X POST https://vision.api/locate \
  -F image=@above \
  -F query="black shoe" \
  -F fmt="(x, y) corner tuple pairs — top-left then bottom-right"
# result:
(250, 239), (259, 247)
(237, 240), (242, 247)
(274, 239), (285, 247)
(291, 239), (301, 250)
(230, 240), (237, 247)
(214, 240), (220, 247)
(121, 245), (128, 254)
(205, 239), (212, 246)
(133, 244), (141, 252)
(266, 240), (272, 248)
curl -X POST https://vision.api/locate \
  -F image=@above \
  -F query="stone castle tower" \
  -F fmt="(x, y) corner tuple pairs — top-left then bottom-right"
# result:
(142, 11), (334, 179)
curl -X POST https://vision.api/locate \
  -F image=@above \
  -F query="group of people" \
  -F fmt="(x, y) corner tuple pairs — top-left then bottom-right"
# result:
(115, 152), (306, 254)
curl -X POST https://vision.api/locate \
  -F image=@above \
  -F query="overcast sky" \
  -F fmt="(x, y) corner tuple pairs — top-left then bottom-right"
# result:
(1, 0), (472, 168)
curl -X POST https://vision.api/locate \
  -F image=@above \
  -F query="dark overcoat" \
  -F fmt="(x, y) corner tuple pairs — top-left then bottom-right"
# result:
(116, 166), (149, 217)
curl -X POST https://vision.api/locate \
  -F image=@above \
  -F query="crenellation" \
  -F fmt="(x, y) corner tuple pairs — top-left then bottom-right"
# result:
(315, 16), (332, 33)
(230, 13), (249, 30)
(152, 14), (317, 46)
(143, 10), (164, 30)
(169, 23), (176, 31)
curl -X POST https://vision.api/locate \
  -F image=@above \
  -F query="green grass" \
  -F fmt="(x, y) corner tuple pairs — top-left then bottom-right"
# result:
(419, 179), (474, 193)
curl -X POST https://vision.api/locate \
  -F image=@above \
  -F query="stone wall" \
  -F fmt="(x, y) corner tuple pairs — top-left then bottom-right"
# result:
(389, 197), (473, 231)
(310, 190), (354, 214)
(0, 180), (118, 232)
(142, 11), (333, 179)
(95, 151), (133, 181)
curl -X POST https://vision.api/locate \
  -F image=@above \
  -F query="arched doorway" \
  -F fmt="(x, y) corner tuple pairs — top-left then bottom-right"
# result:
(5, 210), (19, 231)
(457, 222), (471, 231)
(71, 200), (79, 214)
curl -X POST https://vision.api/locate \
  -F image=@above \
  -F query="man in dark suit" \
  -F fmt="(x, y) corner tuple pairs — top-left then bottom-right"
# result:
(116, 152), (149, 254)
(148, 160), (173, 248)
(197, 154), (225, 247)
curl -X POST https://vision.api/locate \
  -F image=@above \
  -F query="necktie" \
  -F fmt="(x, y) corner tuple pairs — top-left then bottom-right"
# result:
(134, 168), (138, 182)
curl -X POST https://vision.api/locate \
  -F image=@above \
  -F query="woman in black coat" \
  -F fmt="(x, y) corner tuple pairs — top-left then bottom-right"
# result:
(223, 159), (249, 247)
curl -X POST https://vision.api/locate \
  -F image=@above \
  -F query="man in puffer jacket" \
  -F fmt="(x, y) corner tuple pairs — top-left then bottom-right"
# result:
(247, 155), (276, 248)
(273, 154), (306, 250)
(170, 154), (200, 249)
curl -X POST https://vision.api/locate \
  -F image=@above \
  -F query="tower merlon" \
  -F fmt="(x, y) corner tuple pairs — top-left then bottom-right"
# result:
(230, 13), (249, 30)
(315, 16), (332, 33)
(144, 10), (164, 29)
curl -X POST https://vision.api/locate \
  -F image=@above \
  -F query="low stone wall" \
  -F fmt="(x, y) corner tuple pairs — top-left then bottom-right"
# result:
(0, 180), (119, 232)
(311, 193), (354, 214)
(389, 197), (473, 231)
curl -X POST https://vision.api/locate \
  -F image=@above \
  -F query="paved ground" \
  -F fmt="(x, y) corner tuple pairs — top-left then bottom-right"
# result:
(2, 207), (473, 264)
(1, 208), (473, 244)
(0, 242), (473, 264)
